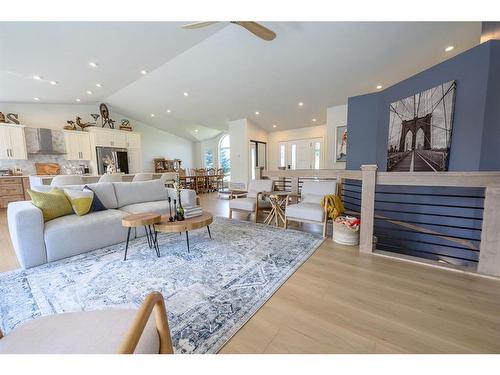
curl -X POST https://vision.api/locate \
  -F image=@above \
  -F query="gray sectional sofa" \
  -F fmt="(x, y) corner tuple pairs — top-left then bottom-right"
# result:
(7, 179), (197, 269)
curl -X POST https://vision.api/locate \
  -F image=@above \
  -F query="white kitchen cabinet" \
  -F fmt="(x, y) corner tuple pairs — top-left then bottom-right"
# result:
(127, 148), (142, 173)
(0, 124), (27, 160)
(64, 131), (92, 160)
(89, 128), (134, 148)
(126, 132), (141, 149)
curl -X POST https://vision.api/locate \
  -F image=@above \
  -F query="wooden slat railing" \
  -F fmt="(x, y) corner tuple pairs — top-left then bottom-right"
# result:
(258, 165), (500, 278)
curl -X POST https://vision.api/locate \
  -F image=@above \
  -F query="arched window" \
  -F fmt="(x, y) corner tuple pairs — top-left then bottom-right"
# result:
(204, 150), (213, 168)
(218, 134), (231, 181)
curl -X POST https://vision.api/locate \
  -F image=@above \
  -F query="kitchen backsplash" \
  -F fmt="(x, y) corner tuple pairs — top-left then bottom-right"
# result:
(0, 128), (91, 175)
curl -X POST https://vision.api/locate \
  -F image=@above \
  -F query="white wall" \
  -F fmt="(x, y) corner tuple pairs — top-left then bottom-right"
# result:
(326, 104), (348, 169)
(268, 125), (327, 170)
(0, 102), (194, 172)
(229, 118), (249, 185)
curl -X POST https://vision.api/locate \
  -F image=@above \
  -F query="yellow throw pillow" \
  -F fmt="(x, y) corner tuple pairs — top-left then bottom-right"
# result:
(64, 189), (94, 216)
(28, 188), (74, 222)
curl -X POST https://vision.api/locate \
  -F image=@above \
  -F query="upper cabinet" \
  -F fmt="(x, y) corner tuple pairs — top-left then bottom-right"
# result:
(88, 128), (140, 149)
(64, 131), (92, 161)
(126, 132), (141, 149)
(0, 124), (27, 160)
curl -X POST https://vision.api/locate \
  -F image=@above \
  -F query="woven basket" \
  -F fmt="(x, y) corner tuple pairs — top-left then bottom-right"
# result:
(332, 220), (359, 246)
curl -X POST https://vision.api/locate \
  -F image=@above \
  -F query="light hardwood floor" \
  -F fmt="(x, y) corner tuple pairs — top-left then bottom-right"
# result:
(2, 194), (500, 353)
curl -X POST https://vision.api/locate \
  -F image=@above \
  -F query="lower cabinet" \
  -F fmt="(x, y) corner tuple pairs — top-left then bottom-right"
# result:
(0, 177), (29, 209)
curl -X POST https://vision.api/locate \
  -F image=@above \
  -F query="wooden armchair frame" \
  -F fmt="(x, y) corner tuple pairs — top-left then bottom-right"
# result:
(118, 291), (173, 354)
(229, 190), (270, 223)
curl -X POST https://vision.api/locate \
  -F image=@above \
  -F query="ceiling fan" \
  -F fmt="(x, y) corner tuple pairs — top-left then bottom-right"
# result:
(182, 21), (276, 41)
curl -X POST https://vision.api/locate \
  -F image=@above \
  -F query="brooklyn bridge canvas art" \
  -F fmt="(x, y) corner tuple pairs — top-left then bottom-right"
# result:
(387, 81), (456, 172)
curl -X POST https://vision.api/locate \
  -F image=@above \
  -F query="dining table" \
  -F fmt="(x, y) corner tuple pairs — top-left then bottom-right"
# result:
(180, 173), (225, 194)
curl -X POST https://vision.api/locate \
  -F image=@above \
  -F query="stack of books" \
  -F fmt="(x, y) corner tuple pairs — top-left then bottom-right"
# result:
(184, 205), (203, 219)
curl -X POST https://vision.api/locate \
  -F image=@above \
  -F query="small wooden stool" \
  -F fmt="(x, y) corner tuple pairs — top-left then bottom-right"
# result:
(122, 213), (162, 260)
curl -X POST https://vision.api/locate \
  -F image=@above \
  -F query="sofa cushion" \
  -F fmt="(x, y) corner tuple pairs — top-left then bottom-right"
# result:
(0, 309), (159, 354)
(44, 209), (129, 262)
(286, 202), (325, 222)
(64, 183), (118, 209)
(230, 197), (271, 212)
(114, 180), (167, 208)
(27, 188), (74, 222)
(121, 200), (169, 216)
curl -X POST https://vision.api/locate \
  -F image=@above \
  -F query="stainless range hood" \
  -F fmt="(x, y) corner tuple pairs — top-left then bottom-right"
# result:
(28, 128), (66, 155)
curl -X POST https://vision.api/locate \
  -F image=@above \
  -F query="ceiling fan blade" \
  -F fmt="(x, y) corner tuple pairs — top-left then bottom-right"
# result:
(182, 21), (219, 29)
(232, 21), (276, 41)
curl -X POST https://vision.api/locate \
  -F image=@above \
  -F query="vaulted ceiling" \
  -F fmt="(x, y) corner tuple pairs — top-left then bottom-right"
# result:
(0, 22), (481, 141)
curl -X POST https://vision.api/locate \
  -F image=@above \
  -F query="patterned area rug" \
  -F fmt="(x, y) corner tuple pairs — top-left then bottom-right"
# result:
(0, 217), (322, 353)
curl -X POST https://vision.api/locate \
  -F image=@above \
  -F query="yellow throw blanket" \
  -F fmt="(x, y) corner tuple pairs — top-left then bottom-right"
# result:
(321, 194), (345, 220)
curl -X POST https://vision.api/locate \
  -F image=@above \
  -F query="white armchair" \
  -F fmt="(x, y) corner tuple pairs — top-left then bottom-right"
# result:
(50, 175), (83, 187)
(229, 179), (273, 222)
(285, 180), (337, 237)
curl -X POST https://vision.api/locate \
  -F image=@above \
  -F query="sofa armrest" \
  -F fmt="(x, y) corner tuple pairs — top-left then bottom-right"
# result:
(7, 201), (47, 269)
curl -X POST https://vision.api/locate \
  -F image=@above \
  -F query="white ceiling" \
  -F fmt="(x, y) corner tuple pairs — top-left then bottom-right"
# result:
(0, 22), (481, 141)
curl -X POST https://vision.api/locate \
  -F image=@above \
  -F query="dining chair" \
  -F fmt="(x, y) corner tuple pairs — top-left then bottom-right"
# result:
(132, 173), (153, 182)
(98, 174), (123, 183)
(216, 168), (225, 190)
(50, 175), (84, 187)
(159, 172), (178, 188)
(194, 168), (207, 193)
(284, 180), (338, 237)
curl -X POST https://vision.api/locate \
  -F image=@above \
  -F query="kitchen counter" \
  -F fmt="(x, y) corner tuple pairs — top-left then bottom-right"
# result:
(29, 173), (164, 186)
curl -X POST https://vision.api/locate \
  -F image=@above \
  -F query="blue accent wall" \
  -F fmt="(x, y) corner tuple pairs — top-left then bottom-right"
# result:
(347, 40), (500, 171)
(344, 40), (500, 266)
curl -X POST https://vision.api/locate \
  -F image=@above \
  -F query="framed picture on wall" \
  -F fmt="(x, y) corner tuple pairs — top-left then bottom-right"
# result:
(387, 80), (456, 172)
(336, 125), (347, 162)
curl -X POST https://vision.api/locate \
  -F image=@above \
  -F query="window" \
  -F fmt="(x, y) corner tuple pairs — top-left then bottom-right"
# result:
(204, 150), (213, 168)
(291, 144), (297, 170)
(218, 134), (231, 181)
(314, 142), (321, 169)
(279, 144), (286, 168)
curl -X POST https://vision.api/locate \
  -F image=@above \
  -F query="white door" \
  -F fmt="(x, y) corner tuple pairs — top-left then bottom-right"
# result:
(7, 127), (27, 160)
(286, 138), (323, 170)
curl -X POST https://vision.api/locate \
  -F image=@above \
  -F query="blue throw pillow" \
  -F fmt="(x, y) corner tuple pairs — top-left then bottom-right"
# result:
(83, 185), (107, 212)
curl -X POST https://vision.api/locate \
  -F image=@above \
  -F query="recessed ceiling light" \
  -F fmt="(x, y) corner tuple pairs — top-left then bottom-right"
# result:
(376, 84), (383, 90)
(86, 90), (93, 95)
(298, 102), (304, 107)
(95, 83), (103, 88)
(75, 98), (81, 102)
(33, 75), (42, 80)
(255, 111), (260, 115)
(272, 124), (277, 128)
(166, 109), (171, 113)
(194, 129), (199, 133)
(141, 70), (148, 75)
(312, 118), (317, 122)
(150, 114), (155, 117)
(33, 97), (40, 101)
(183, 92), (189, 97)
(445, 45), (455, 52)
(49, 80), (57, 85)
(89, 62), (98, 68)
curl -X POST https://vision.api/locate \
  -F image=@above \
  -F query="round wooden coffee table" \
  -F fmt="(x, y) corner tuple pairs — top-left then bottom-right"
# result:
(155, 212), (213, 252)
(122, 213), (162, 260)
